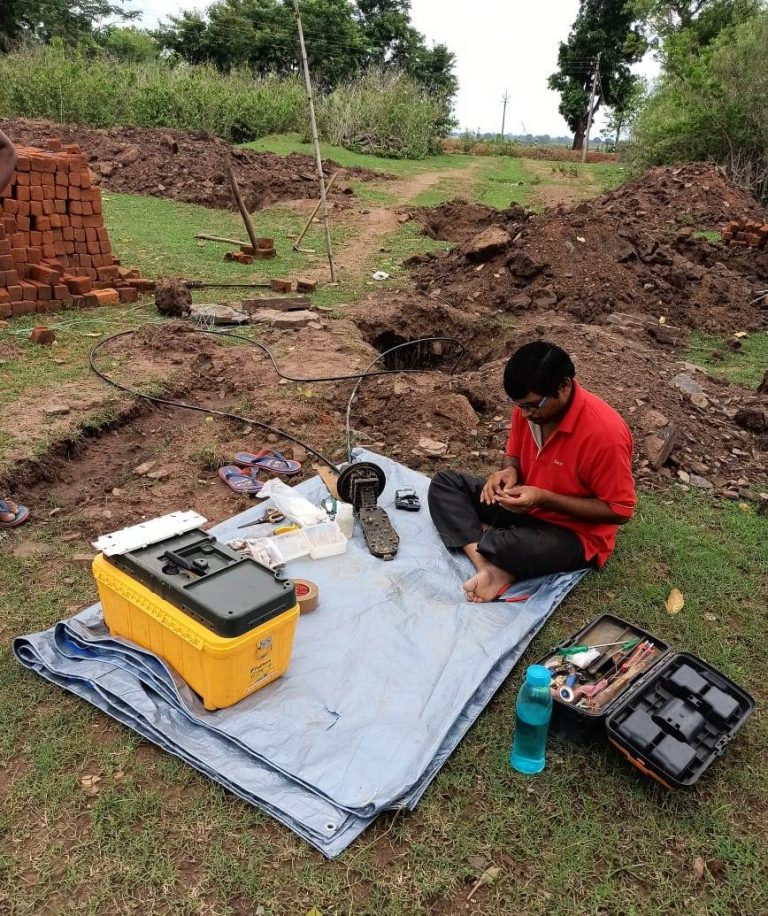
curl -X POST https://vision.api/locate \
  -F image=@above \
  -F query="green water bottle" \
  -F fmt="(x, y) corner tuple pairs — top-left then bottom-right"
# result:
(510, 664), (553, 774)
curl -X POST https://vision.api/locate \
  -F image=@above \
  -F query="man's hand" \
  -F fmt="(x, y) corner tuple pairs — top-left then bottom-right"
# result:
(497, 485), (546, 513)
(480, 466), (519, 505)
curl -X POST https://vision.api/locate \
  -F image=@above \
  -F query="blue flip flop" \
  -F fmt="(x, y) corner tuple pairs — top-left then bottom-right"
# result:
(234, 449), (302, 476)
(0, 499), (30, 528)
(217, 466), (264, 496)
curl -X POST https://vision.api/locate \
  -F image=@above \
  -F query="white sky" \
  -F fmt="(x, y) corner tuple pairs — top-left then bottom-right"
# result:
(127, 0), (660, 137)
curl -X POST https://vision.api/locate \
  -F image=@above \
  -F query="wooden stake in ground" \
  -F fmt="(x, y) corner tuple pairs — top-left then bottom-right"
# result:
(293, 172), (338, 251)
(292, 0), (337, 282)
(225, 158), (260, 254)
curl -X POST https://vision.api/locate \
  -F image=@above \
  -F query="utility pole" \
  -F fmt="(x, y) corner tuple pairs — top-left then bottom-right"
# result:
(500, 91), (510, 141)
(582, 51), (601, 163)
(292, 0), (336, 282)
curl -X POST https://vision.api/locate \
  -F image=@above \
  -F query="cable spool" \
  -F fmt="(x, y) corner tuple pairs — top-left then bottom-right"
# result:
(294, 579), (319, 615)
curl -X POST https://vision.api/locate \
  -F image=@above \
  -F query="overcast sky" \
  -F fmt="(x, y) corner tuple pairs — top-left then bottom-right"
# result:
(128, 0), (659, 137)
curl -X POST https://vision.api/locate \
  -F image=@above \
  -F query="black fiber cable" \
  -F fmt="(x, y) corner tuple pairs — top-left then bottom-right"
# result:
(88, 326), (465, 473)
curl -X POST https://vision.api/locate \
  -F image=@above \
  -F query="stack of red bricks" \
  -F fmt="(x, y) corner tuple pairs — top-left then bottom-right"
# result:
(721, 219), (768, 249)
(0, 138), (154, 318)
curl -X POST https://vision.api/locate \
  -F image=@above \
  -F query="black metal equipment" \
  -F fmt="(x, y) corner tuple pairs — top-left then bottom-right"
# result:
(395, 488), (421, 512)
(336, 461), (399, 561)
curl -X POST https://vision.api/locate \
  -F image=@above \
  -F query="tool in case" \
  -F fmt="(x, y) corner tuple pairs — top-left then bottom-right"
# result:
(537, 613), (754, 787)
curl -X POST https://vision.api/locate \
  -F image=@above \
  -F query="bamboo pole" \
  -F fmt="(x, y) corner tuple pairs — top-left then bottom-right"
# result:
(292, 0), (337, 282)
(293, 172), (338, 251)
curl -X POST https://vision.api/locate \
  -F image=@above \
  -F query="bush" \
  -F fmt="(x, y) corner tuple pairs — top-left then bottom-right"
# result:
(316, 69), (450, 159)
(0, 43), (307, 142)
(0, 44), (450, 156)
(630, 13), (768, 203)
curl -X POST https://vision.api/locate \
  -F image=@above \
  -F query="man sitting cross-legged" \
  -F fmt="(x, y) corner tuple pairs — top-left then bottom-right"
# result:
(428, 341), (636, 602)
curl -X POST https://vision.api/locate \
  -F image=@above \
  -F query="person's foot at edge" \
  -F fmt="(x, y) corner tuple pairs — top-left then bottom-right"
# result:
(463, 564), (512, 603)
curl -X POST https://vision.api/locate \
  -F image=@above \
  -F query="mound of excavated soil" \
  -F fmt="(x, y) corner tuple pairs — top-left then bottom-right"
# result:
(1, 119), (385, 211)
(410, 199), (528, 245)
(410, 164), (768, 333)
(347, 292), (767, 496)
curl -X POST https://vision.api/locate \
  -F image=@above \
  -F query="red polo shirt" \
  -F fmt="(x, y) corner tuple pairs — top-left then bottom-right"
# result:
(505, 380), (636, 567)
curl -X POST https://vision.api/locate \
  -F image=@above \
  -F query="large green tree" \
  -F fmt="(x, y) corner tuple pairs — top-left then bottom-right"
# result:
(157, 0), (456, 97)
(549, 0), (646, 150)
(0, 0), (134, 49)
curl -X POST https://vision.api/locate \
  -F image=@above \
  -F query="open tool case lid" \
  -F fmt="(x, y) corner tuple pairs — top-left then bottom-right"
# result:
(541, 614), (754, 787)
(107, 529), (296, 638)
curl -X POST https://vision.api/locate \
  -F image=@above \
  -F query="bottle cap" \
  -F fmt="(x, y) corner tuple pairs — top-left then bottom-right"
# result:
(526, 664), (552, 688)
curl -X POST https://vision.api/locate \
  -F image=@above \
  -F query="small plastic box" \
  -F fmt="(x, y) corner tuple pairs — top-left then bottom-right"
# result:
(267, 528), (311, 562)
(305, 521), (347, 559)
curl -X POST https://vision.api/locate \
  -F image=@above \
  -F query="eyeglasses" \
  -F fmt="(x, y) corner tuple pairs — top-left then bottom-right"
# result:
(511, 395), (549, 414)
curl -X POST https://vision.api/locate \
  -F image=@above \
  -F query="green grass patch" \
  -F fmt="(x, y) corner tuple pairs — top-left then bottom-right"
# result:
(582, 161), (630, 193)
(244, 133), (476, 177)
(103, 192), (341, 288)
(0, 304), (156, 413)
(474, 156), (533, 208)
(694, 229), (722, 242)
(686, 331), (768, 388)
(0, 490), (766, 913)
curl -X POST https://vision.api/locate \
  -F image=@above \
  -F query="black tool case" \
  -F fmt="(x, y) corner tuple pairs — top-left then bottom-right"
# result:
(108, 529), (296, 638)
(538, 613), (754, 787)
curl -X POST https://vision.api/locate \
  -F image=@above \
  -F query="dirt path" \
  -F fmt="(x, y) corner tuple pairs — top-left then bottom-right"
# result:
(289, 162), (483, 284)
(523, 158), (597, 208)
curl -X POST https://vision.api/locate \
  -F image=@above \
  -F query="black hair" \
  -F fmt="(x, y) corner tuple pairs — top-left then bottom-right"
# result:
(503, 342), (575, 399)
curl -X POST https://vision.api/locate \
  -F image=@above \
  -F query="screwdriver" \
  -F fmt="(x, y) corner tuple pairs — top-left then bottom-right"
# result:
(560, 637), (641, 657)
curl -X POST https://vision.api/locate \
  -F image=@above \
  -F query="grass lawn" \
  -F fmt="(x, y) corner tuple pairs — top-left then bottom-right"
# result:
(0, 490), (765, 914)
(687, 331), (768, 388)
(244, 132), (476, 177)
(103, 192), (341, 287)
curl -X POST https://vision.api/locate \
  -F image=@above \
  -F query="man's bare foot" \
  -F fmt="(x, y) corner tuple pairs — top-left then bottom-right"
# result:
(463, 564), (513, 603)
(1, 499), (18, 523)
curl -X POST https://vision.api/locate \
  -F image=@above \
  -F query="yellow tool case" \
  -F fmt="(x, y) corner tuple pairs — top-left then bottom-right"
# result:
(91, 528), (300, 711)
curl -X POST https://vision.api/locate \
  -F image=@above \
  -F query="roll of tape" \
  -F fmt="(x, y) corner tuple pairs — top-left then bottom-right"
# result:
(294, 578), (319, 614)
(558, 686), (575, 704)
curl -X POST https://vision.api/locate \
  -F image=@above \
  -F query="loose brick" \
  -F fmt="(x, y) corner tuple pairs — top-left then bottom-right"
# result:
(117, 286), (138, 303)
(29, 264), (62, 284)
(66, 276), (93, 295)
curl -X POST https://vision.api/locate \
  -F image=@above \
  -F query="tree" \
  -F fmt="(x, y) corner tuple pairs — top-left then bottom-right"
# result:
(548, 0), (647, 150)
(157, 0), (456, 97)
(605, 76), (647, 145)
(97, 26), (160, 62)
(0, 0), (135, 50)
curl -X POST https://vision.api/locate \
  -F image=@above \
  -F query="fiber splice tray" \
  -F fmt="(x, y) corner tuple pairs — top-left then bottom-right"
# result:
(92, 529), (299, 711)
(540, 614), (754, 788)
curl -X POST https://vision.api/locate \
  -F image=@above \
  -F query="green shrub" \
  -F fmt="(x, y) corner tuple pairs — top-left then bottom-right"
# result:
(630, 12), (768, 202)
(316, 68), (450, 159)
(0, 44), (450, 156)
(0, 44), (307, 142)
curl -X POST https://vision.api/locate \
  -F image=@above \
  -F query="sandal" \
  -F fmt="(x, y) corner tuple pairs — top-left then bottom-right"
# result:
(234, 449), (302, 476)
(217, 466), (265, 496)
(0, 499), (30, 528)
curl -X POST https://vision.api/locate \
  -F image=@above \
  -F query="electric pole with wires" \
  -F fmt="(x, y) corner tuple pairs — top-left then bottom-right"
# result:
(500, 91), (510, 141)
(292, 0), (336, 282)
(581, 52), (601, 163)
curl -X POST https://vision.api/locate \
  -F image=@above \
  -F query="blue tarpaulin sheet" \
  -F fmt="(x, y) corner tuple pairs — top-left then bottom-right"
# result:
(14, 450), (587, 857)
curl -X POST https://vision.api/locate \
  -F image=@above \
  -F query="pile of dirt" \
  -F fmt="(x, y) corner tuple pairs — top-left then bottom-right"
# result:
(410, 164), (768, 333)
(410, 200), (528, 245)
(2, 119), (385, 211)
(345, 292), (767, 496)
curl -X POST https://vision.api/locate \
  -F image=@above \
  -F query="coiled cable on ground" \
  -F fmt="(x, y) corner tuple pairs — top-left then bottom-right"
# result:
(88, 325), (465, 472)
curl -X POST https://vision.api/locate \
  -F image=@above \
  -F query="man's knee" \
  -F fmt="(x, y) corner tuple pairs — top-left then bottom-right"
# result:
(428, 469), (464, 502)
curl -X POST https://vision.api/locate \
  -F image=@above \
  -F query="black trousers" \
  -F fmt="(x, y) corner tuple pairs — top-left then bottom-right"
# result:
(428, 470), (591, 581)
